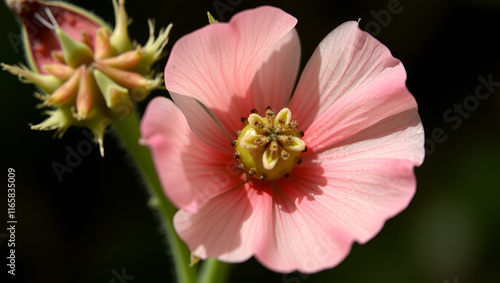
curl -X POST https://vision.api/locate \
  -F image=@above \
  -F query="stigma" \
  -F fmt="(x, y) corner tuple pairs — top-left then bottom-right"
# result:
(233, 107), (306, 181)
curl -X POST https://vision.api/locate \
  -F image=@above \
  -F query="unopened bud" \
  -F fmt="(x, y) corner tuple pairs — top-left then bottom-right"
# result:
(3, 0), (172, 156)
(110, 0), (132, 54)
(75, 68), (94, 120)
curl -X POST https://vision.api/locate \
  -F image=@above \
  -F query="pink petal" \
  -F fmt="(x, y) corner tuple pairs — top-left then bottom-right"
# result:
(255, 156), (417, 273)
(289, 21), (419, 152)
(174, 181), (273, 262)
(255, 181), (352, 273)
(251, 28), (301, 112)
(283, 157), (418, 246)
(306, 159), (416, 244)
(304, 109), (425, 165)
(164, 6), (298, 135)
(140, 97), (244, 212)
(170, 92), (233, 153)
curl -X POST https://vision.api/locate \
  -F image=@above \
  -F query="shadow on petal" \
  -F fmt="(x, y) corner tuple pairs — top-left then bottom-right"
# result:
(207, 28), (314, 137)
(175, 181), (271, 262)
(276, 163), (327, 213)
(178, 137), (246, 211)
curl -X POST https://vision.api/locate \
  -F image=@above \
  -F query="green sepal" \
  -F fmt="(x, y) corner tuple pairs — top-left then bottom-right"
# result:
(55, 29), (94, 68)
(93, 69), (133, 119)
(109, 0), (133, 54)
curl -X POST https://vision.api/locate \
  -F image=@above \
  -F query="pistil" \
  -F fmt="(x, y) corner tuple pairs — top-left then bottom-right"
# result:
(233, 107), (306, 181)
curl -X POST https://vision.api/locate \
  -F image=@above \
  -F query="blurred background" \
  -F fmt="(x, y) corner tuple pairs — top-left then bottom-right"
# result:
(1, 0), (499, 282)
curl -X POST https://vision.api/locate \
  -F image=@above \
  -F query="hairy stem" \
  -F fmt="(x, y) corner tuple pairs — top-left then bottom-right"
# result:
(112, 111), (196, 283)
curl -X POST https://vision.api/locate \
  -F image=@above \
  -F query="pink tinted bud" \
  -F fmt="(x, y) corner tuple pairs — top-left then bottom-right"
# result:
(98, 48), (144, 70)
(94, 27), (112, 61)
(75, 68), (93, 120)
(46, 66), (82, 105)
(93, 62), (161, 90)
(3, 0), (172, 156)
(42, 63), (74, 80)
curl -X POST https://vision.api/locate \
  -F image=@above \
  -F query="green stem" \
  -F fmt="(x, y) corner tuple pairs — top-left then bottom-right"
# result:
(198, 258), (231, 283)
(112, 111), (196, 283)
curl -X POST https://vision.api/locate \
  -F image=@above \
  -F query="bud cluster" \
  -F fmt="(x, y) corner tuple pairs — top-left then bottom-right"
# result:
(2, 0), (172, 155)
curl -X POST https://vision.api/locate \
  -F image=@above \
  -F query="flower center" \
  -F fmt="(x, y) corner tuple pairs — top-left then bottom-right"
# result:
(233, 107), (306, 181)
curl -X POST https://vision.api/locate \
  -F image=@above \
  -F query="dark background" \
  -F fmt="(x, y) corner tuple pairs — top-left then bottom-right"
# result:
(1, 0), (500, 282)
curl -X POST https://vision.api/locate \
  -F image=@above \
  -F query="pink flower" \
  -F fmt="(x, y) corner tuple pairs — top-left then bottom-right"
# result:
(140, 6), (424, 273)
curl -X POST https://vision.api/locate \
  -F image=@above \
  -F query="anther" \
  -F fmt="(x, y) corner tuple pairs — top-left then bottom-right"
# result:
(265, 106), (274, 119)
(254, 121), (264, 129)
(248, 168), (257, 176)
(236, 164), (244, 172)
(234, 130), (241, 136)
(299, 131), (304, 137)
(283, 172), (290, 178)
(281, 150), (290, 160)
(289, 121), (298, 129)
(233, 151), (241, 159)
(278, 135), (291, 145)
(259, 175), (266, 182)
(269, 141), (278, 156)
(302, 146), (308, 153)
(250, 109), (258, 114)
(295, 157), (303, 165)
(240, 117), (248, 125)
(270, 141), (278, 150)
(230, 140), (237, 147)
(278, 119), (285, 126)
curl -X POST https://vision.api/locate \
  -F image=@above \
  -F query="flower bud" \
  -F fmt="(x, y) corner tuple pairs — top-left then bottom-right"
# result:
(75, 68), (94, 121)
(3, 0), (172, 156)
